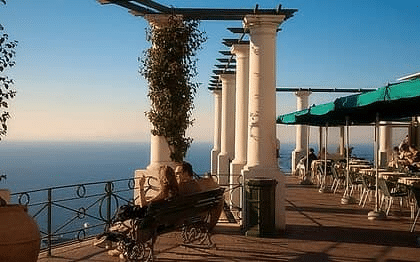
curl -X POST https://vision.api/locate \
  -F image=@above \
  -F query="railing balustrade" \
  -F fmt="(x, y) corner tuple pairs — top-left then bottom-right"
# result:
(10, 174), (243, 256)
(11, 177), (142, 256)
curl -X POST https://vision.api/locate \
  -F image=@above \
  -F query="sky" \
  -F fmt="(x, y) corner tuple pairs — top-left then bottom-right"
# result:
(1, 0), (419, 144)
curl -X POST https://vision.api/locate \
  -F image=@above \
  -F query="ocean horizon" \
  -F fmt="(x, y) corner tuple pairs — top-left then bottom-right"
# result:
(0, 141), (375, 193)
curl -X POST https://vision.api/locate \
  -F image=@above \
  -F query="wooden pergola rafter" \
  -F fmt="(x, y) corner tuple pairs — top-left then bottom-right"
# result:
(97, 0), (297, 21)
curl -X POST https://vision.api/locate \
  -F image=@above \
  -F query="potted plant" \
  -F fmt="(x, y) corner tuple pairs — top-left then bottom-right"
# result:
(0, 176), (41, 262)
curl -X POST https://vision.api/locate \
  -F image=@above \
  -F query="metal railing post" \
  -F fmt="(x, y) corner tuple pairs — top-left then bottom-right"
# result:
(47, 188), (52, 257)
(106, 182), (112, 228)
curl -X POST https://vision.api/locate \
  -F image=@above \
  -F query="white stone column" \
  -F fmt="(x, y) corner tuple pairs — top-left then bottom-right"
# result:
(211, 89), (222, 176)
(291, 91), (311, 175)
(230, 43), (250, 216)
(379, 121), (392, 167)
(217, 73), (236, 185)
(242, 14), (287, 231)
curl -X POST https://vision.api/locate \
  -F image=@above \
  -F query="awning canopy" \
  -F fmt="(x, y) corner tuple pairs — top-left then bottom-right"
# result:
(277, 78), (420, 126)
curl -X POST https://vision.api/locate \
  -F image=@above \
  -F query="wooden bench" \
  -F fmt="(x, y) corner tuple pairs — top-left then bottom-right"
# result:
(101, 187), (225, 261)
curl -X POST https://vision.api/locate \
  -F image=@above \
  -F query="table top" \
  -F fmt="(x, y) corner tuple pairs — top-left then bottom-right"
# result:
(378, 171), (407, 180)
(349, 159), (371, 164)
(398, 176), (420, 185)
(359, 168), (387, 175)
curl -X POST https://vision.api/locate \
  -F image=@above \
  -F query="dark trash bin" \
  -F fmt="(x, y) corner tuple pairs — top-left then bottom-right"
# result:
(245, 177), (277, 237)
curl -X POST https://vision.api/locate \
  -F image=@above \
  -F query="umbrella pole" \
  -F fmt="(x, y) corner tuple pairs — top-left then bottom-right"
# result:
(320, 124), (330, 193)
(304, 126), (312, 184)
(368, 113), (386, 220)
(342, 117), (355, 204)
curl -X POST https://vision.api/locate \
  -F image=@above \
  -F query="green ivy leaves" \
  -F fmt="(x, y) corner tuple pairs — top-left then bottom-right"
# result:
(140, 16), (206, 162)
(0, 24), (17, 139)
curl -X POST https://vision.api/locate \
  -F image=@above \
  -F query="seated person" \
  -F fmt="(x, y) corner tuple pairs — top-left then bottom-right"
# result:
(305, 148), (318, 169)
(388, 146), (400, 169)
(399, 143), (413, 166)
(94, 165), (179, 255)
(175, 161), (201, 194)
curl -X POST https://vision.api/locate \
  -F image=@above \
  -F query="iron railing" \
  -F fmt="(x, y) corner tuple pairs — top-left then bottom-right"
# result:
(213, 173), (244, 223)
(10, 177), (145, 256)
(10, 174), (243, 256)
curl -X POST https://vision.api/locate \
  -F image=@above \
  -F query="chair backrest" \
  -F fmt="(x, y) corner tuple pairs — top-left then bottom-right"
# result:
(378, 178), (391, 197)
(330, 164), (339, 179)
(411, 186), (420, 207)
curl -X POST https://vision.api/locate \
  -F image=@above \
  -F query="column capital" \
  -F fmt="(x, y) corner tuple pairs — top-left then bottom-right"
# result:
(243, 14), (286, 32)
(219, 72), (236, 82)
(294, 90), (312, 98)
(230, 43), (250, 57)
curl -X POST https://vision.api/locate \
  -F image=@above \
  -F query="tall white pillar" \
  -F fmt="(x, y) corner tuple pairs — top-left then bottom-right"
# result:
(217, 73), (236, 185)
(242, 14), (286, 231)
(211, 89), (222, 176)
(379, 121), (392, 167)
(230, 43), (250, 215)
(291, 91), (311, 174)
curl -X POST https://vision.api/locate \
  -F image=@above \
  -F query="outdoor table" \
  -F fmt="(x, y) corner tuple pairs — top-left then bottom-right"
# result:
(378, 171), (407, 180)
(398, 176), (420, 186)
(349, 159), (371, 165)
(349, 164), (372, 173)
(359, 168), (387, 176)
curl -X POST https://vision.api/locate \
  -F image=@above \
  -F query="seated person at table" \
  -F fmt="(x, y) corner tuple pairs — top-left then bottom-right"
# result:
(388, 146), (401, 169)
(398, 143), (412, 166)
(299, 148), (318, 170)
(407, 151), (420, 171)
(297, 149), (318, 183)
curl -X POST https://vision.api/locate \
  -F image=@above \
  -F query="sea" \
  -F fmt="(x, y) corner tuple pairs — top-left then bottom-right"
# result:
(0, 140), (375, 243)
(0, 141), (375, 193)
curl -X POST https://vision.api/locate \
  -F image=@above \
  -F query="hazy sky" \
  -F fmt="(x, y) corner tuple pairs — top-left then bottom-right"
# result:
(1, 0), (419, 143)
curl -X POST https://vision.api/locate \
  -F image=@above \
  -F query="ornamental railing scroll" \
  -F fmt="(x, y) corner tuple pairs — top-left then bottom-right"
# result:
(212, 173), (244, 224)
(10, 177), (158, 256)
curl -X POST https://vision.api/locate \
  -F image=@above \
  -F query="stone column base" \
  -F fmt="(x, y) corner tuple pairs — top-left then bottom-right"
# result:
(230, 161), (246, 222)
(241, 166), (285, 231)
(217, 153), (231, 186)
(211, 149), (220, 176)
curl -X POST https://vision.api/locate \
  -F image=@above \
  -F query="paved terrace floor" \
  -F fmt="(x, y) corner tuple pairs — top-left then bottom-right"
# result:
(37, 176), (420, 261)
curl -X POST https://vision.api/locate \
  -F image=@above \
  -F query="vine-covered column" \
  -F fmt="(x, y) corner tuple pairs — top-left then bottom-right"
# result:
(134, 14), (205, 202)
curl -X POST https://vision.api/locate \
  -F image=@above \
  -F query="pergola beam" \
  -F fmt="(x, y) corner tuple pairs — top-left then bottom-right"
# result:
(276, 87), (377, 93)
(97, 1), (297, 21)
(132, 0), (171, 13)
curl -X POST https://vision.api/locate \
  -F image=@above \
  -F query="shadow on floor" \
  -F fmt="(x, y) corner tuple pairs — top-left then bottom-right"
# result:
(285, 224), (418, 248)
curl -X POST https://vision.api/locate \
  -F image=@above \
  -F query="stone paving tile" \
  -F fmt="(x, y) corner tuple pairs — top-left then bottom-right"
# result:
(38, 176), (420, 261)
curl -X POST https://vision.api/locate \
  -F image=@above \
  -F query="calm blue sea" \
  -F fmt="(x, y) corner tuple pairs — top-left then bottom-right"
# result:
(0, 141), (374, 193)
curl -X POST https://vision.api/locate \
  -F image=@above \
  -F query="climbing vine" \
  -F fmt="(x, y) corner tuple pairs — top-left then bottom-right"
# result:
(140, 15), (206, 162)
(0, 23), (17, 139)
